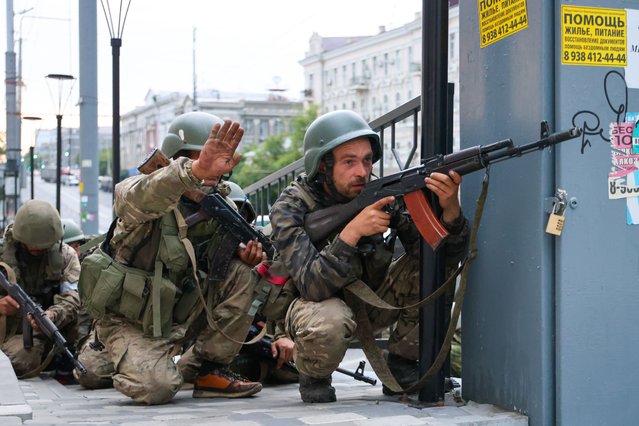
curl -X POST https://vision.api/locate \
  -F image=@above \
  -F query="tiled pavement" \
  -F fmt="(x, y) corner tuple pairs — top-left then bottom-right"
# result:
(1, 350), (528, 425)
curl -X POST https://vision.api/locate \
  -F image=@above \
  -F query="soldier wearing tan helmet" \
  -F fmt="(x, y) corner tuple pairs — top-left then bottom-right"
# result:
(75, 111), (269, 405)
(0, 200), (81, 378)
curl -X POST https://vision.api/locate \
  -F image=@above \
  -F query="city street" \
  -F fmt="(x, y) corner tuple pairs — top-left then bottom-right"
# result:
(23, 174), (114, 234)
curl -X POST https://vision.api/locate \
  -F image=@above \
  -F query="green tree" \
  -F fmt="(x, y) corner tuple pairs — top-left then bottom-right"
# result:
(233, 105), (318, 188)
(99, 148), (111, 176)
(0, 131), (6, 158)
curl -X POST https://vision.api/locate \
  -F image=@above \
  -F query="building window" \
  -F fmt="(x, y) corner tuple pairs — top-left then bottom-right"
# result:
(449, 32), (456, 59)
(384, 53), (389, 76)
(395, 49), (401, 72)
(395, 92), (401, 108)
(362, 59), (369, 78)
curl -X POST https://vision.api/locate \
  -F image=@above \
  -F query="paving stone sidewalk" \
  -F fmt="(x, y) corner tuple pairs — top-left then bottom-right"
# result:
(1, 350), (528, 425)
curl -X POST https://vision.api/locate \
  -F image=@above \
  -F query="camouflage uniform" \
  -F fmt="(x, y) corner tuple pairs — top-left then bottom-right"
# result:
(76, 158), (259, 404)
(0, 224), (81, 377)
(269, 175), (467, 379)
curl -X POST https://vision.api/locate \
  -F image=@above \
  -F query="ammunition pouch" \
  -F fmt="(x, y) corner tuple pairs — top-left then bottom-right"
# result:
(78, 248), (177, 337)
(250, 259), (298, 322)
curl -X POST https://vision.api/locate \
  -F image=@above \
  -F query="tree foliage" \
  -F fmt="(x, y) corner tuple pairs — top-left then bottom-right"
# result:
(0, 131), (6, 158)
(232, 105), (318, 188)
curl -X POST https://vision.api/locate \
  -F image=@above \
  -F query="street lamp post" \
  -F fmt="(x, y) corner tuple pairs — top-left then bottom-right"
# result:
(22, 115), (41, 200)
(45, 73), (75, 212)
(101, 0), (131, 193)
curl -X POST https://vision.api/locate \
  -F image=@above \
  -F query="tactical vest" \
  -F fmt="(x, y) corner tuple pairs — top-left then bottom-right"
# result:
(79, 206), (223, 338)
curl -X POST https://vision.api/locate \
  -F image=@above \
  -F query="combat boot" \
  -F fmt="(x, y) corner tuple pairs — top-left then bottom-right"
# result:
(299, 374), (336, 403)
(382, 352), (419, 396)
(193, 361), (262, 398)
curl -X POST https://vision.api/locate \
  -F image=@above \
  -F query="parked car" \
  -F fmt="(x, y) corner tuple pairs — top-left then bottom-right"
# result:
(61, 174), (80, 186)
(99, 176), (113, 192)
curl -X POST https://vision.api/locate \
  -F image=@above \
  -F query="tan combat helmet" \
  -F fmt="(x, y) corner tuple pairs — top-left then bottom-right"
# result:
(13, 200), (63, 249)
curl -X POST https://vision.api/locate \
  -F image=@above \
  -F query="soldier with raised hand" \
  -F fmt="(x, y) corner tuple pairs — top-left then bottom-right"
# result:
(269, 110), (468, 403)
(75, 111), (266, 405)
(0, 200), (81, 378)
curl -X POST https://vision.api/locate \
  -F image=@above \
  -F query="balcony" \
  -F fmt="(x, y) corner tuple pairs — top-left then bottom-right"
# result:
(349, 76), (371, 92)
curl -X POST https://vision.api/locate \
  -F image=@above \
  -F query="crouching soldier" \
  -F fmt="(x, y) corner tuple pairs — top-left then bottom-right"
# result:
(75, 112), (269, 405)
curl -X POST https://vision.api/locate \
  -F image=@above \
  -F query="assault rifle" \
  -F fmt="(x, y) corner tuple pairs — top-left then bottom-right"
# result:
(305, 123), (582, 249)
(245, 324), (377, 385)
(138, 148), (275, 282)
(137, 148), (275, 260)
(0, 271), (87, 374)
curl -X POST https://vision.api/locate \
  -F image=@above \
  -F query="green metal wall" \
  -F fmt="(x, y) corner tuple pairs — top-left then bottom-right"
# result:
(460, 1), (639, 425)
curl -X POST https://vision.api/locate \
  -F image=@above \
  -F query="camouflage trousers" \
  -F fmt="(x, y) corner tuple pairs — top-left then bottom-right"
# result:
(1, 333), (48, 377)
(75, 259), (258, 405)
(286, 253), (420, 378)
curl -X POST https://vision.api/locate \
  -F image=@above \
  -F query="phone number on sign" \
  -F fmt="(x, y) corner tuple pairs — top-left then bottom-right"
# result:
(481, 15), (528, 45)
(563, 50), (626, 64)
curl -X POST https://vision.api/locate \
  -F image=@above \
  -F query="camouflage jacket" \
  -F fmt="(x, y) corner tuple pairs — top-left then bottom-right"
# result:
(109, 157), (234, 272)
(269, 175), (468, 302)
(110, 157), (205, 264)
(0, 225), (81, 333)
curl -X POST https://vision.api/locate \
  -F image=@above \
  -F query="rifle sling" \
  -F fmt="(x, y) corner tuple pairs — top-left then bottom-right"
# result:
(173, 210), (266, 346)
(345, 171), (489, 395)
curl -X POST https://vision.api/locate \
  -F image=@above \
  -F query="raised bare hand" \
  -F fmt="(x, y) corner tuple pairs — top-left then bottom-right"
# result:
(192, 120), (244, 186)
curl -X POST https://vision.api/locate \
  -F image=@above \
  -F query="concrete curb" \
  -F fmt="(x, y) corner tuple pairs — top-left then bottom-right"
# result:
(0, 351), (32, 422)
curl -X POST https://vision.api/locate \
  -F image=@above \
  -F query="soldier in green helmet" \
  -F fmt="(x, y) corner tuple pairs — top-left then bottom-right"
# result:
(269, 110), (469, 402)
(74, 112), (269, 405)
(0, 200), (81, 378)
(61, 218), (86, 256)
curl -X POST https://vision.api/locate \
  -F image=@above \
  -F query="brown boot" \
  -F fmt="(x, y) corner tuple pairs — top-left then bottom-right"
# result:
(193, 362), (262, 398)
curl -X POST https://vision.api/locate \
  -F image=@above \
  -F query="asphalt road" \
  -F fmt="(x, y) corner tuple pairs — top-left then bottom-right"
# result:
(23, 174), (114, 234)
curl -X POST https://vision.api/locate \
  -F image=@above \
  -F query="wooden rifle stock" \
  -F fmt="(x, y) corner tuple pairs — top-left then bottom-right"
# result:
(137, 148), (206, 203)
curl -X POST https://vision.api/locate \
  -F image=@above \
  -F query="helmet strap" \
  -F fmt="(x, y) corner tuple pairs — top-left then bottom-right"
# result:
(320, 153), (351, 204)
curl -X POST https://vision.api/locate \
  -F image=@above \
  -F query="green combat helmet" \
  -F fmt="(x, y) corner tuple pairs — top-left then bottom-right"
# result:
(13, 200), (63, 249)
(303, 110), (381, 180)
(61, 218), (86, 244)
(227, 181), (257, 223)
(161, 111), (224, 158)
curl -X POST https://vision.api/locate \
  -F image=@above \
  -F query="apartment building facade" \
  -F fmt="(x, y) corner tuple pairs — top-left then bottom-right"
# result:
(119, 89), (303, 173)
(299, 2), (460, 171)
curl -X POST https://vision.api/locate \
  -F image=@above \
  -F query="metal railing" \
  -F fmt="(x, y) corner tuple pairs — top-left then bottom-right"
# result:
(244, 96), (423, 224)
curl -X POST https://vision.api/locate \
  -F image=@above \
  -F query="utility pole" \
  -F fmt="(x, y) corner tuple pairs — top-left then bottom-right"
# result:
(192, 27), (198, 111)
(4, 0), (20, 224)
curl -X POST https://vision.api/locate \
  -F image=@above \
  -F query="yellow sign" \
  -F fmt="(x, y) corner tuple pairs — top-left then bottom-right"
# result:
(478, 0), (528, 48)
(561, 5), (627, 67)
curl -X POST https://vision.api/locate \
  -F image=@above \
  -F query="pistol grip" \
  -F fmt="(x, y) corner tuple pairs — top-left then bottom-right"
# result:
(404, 190), (449, 250)
(22, 314), (33, 349)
